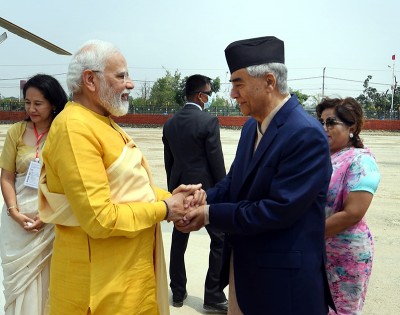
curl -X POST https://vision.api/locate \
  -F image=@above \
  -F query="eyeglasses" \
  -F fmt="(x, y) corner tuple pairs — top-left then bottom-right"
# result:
(196, 90), (213, 96)
(91, 70), (132, 83)
(319, 117), (344, 128)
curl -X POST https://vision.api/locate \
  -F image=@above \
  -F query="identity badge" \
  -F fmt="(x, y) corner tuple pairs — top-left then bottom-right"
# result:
(24, 160), (41, 189)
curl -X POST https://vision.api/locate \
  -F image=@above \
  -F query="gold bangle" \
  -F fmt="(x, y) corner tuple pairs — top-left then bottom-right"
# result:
(7, 205), (18, 216)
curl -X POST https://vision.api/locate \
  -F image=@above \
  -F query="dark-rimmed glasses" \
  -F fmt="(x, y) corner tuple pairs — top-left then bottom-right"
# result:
(91, 70), (132, 83)
(196, 90), (212, 96)
(319, 117), (344, 129)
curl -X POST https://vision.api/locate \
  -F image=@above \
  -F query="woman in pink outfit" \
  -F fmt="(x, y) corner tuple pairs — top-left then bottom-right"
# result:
(316, 97), (381, 315)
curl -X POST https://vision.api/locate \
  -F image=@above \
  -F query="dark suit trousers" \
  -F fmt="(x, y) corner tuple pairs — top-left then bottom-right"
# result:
(169, 225), (226, 303)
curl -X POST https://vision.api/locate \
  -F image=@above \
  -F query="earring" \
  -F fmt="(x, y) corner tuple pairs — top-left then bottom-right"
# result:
(349, 132), (354, 138)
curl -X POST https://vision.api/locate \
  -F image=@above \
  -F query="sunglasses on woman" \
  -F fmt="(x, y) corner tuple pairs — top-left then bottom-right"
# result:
(319, 117), (344, 128)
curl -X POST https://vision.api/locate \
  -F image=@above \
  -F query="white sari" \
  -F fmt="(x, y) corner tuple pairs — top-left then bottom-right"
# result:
(0, 174), (54, 315)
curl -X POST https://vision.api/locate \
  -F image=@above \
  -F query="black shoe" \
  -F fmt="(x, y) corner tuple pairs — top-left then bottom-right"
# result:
(172, 291), (188, 308)
(203, 299), (228, 314)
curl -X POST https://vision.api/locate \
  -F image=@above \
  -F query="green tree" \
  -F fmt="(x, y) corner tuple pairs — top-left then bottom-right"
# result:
(356, 75), (390, 118)
(208, 95), (227, 115)
(149, 70), (182, 112)
(0, 97), (23, 111)
(176, 76), (187, 107)
(148, 73), (222, 111)
(290, 89), (309, 106)
(129, 80), (152, 113)
(211, 77), (221, 94)
(129, 96), (147, 113)
(2, 96), (19, 102)
(305, 94), (323, 108)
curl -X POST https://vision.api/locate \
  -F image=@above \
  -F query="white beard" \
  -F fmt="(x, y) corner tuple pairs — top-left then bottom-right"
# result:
(99, 78), (129, 117)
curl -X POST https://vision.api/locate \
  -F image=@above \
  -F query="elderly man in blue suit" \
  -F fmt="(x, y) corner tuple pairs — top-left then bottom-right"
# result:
(177, 36), (336, 314)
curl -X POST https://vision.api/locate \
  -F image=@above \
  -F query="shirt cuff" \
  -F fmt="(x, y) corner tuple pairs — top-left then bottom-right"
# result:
(155, 201), (168, 222)
(204, 204), (210, 225)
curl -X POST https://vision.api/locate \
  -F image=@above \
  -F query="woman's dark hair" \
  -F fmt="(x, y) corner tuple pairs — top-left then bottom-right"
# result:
(316, 97), (364, 148)
(23, 74), (68, 120)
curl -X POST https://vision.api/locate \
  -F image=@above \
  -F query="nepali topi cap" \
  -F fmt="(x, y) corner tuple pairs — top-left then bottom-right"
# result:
(224, 36), (285, 74)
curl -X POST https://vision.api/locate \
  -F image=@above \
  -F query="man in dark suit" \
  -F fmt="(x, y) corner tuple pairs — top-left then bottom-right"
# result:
(162, 74), (228, 313)
(177, 37), (336, 314)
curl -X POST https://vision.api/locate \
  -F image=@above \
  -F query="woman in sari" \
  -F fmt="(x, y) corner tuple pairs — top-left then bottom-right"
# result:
(0, 74), (67, 315)
(316, 97), (381, 315)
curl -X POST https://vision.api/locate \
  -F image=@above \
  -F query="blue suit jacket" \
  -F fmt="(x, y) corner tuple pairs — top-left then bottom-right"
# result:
(207, 96), (335, 314)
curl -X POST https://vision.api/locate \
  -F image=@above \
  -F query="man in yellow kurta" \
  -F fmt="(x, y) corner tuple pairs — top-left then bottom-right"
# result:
(38, 40), (203, 315)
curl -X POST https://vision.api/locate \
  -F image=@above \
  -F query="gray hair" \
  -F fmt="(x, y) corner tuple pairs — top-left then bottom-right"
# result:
(246, 63), (289, 94)
(66, 40), (121, 94)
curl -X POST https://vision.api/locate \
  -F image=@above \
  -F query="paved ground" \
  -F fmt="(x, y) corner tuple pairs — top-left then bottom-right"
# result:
(0, 125), (399, 314)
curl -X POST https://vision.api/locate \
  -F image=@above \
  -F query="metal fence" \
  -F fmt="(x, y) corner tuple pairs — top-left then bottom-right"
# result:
(1, 101), (399, 119)
(0, 102), (24, 112)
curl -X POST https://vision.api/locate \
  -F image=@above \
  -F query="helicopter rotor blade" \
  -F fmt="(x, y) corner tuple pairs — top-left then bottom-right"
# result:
(0, 17), (71, 55)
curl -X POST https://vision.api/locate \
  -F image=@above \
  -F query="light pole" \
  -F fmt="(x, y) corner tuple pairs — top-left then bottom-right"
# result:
(390, 55), (396, 113)
(322, 67), (326, 98)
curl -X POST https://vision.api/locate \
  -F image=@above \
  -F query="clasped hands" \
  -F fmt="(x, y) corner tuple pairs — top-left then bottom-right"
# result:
(10, 211), (45, 233)
(163, 183), (207, 233)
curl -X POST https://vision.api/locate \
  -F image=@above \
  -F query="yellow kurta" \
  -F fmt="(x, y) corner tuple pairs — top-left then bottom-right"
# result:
(39, 102), (170, 315)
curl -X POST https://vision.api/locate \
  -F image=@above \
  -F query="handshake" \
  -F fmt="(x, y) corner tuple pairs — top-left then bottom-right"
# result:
(163, 184), (207, 233)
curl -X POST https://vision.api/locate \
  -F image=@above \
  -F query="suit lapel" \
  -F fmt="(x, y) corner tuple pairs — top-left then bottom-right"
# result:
(230, 119), (257, 198)
(249, 121), (278, 174)
(236, 96), (299, 193)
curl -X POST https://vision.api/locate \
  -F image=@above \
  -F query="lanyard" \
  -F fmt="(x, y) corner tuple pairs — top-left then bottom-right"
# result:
(33, 123), (49, 161)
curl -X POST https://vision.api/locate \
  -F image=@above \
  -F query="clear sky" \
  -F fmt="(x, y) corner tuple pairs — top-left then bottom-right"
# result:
(0, 0), (399, 101)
